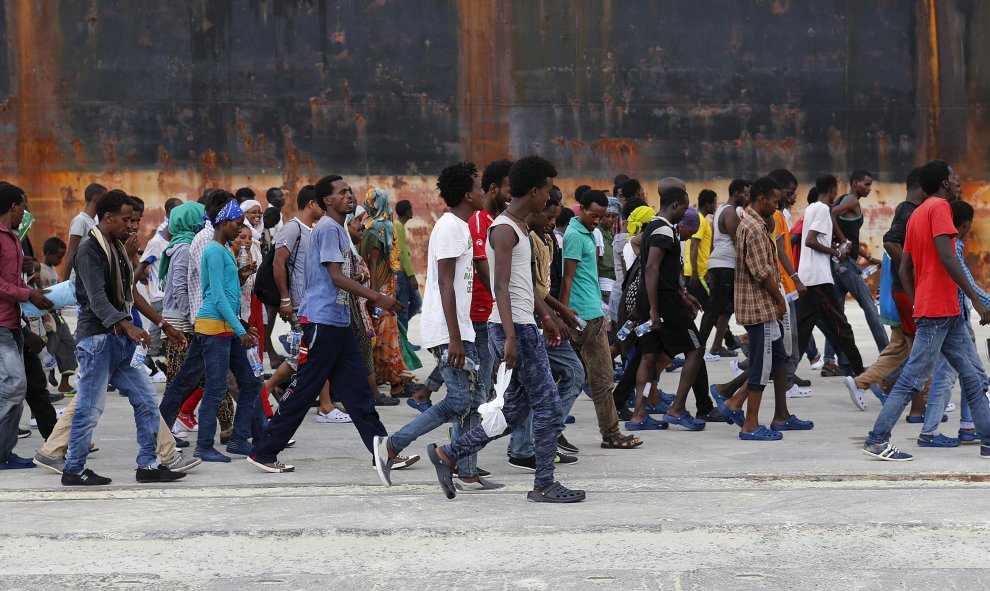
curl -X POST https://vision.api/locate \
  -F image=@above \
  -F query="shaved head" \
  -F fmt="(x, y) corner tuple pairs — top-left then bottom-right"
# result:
(658, 177), (686, 195)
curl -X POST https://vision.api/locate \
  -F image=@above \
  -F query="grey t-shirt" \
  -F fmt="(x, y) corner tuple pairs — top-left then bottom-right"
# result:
(69, 211), (97, 239)
(273, 218), (311, 309)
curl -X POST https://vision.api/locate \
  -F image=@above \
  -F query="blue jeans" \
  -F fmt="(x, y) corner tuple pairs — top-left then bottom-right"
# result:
(448, 321), (492, 444)
(0, 327), (27, 462)
(825, 260), (888, 362)
(508, 339), (584, 458)
(389, 340), (483, 477)
(921, 321), (986, 435)
(159, 333), (264, 449)
(867, 316), (990, 445)
(65, 333), (160, 474)
(395, 272), (422, 329)
(443, 323), (562, 490)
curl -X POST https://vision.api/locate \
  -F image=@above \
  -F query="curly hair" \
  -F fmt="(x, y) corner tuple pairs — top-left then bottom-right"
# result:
(437, 161), (479, 208)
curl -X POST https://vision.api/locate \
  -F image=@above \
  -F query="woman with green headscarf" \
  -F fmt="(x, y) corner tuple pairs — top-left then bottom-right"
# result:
(160, 201), (205, 386)
(359, 188), (421, 401)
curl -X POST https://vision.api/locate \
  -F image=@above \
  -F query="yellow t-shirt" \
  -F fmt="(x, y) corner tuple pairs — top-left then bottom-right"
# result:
(683, 215), (712, 278)
(772, 210), (796, 294)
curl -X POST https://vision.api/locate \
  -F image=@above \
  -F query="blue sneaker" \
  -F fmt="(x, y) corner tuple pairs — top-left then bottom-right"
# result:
(565, 415), (576, 424)
(982, 444), (990, 459)
(862, 441), (913, 461)
(194, 447), (231, 463)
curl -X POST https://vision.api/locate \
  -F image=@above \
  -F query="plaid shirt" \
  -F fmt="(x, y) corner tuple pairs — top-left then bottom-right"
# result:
(186, 220), (213, 323)
(734, 206), (781, 326)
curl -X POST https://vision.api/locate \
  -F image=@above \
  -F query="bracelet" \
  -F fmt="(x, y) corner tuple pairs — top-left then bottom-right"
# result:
(280, 297), (291, 302)
(156, 319), (167, 328)
(541, 314), (552, 323)
(789, 272), (798, 278)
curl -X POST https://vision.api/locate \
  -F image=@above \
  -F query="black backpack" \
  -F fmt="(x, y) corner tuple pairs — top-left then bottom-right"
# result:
(253, 220), (302, 307)
(620, 255), (643, 322)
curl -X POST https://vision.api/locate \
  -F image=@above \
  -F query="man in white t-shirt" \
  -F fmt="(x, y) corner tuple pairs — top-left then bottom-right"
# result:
(61, 183), (107, 281)
(795, 174), (864, 377)
(373, 162), (499, 490)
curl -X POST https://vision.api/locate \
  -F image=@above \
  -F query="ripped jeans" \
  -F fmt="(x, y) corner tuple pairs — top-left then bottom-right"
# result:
(387, 340), (484, 478)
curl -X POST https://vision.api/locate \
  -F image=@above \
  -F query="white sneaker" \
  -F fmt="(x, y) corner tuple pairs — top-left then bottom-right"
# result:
(786, 384), (813, 398)
(150, 370), (167, 383)
(945, 402), (957, 413)
(809, 355), (824, 370)
(28, 406), (65, 428)
(703, 352), (721, 362)
(729, 360), (743, 377)
(844, 376), (868, 411)
(171, 423), (189, 439)
(316, 408), (352, 423)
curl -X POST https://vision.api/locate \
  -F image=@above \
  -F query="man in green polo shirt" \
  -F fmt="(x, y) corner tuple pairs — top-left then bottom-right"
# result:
(560, 189), (641, 449)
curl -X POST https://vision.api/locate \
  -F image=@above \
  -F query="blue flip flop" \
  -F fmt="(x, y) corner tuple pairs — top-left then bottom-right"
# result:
(625, 418), (668, 431)
(905, 414), (948, 424)
(406, 398), (432, 413)
(959, 430), (981, 444)
(770, 415), (815, 431)
(662, 411), (706, 431)
(917, 433), (960, 447)
(739, 425), (783, 441)
(709, 385), (727, 405)
(717, 400), (745, 427)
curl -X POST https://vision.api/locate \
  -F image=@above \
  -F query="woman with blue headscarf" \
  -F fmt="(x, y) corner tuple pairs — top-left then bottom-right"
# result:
(359, 188), (420, 401)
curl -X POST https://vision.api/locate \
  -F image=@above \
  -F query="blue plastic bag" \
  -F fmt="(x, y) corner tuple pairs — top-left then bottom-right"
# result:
(20, 280), (77, 318)
(878, 253), (899, 326)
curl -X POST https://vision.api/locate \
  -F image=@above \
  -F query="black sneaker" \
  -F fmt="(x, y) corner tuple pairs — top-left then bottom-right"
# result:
(136, 465), (187, 483)
(557, 434), (580, 454)
(453, 464), (491, 477)
(820, 364), (843, 377)
(62, 469), (112, 486)
(617, 407), (633, 421)
(17, 428), (30, 439)
(554, 452), (578, 465)
(791, 374), (812, 387)
(507, 455), (537, 472)
(48, 391), (65, 404)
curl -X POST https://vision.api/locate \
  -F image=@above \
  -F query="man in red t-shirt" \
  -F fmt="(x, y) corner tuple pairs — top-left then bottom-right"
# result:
(864, 160), (990, 462)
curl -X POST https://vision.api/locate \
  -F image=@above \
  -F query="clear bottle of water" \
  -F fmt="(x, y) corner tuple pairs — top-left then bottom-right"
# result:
(246, 347), (264, 377)
(861, 264), (879, 278)
(441, 351), (478, 371)
(574, 316), (587, 331)
(237, 245), (249, 268)
(41, 350), (57, 371)
(288, 320), (303, 361)
(616, 320), (636, 341)
(130, 344), (147, 369)
(633, 320), (654, 338)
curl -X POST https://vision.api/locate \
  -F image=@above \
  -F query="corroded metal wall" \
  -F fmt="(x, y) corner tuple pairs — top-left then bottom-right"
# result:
(1, 0), (988, 276)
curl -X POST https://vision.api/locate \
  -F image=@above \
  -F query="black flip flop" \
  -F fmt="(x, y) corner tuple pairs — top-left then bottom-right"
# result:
(427, 443), (456, 499)
(527, 481), (586, 503)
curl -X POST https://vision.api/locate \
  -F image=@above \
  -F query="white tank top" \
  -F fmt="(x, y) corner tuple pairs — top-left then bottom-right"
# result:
(708, 203), (736, 269)
(486, 216), (536, 326)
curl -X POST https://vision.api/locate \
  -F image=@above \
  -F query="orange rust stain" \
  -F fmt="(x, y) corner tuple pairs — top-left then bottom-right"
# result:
(925, 0), (941, 159)
(456, 0), (511, 165)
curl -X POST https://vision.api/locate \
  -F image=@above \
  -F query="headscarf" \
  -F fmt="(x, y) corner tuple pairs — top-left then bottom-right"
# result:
(363, 188), (395, 255)
(239, 199), (264, 242)
(606, 197), (622, 215)
(680, 207), (701, 233)
(159, 201), (205, 282)
(214, 200), (244, 225)
(626, 205), (656, 236)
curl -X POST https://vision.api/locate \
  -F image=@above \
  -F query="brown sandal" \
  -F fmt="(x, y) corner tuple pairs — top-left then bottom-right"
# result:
(600, 434), (643, 449)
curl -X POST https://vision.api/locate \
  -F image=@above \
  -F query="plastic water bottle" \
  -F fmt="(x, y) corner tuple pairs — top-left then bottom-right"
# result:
(288, 320), (303, 361)
(574, 316), (587, 331)
(785, 291), (799, 303)
(246, 348), (264, 377)
(616, 320), (636, 341)
(129, 344), (147, 369)
(237, 245), (249, 268)
(862, 264), (879, 278)
(41, 350), (57, 371)
(633, 320), (654, 338)
(441, 351), (478, 371)
(831, 240), (851, 264)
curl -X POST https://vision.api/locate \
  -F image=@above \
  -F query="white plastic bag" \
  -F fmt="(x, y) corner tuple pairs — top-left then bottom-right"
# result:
(478, 362), (512, 437)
